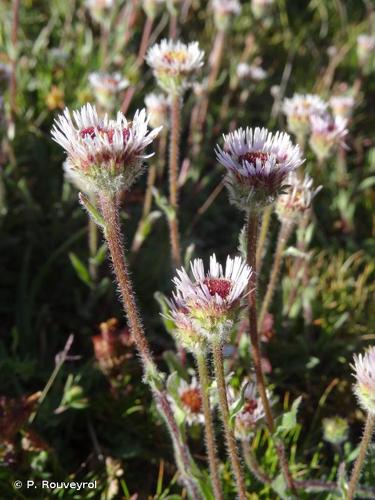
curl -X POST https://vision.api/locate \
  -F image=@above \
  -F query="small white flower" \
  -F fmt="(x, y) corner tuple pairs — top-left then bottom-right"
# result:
(228, 380), (270, 440)
(146, 39), (204, 95)
(329, 95), (355, 119)
(237, 62), (267, 81)
(52, 104), (161, 195)
(89, 72), (129, 94)
(276, 172), (322, 222)
(216, 127), (304, 210)
(282, 93), (328, 137)
(89, 72), (129, 110)
(211, 0), (241, 30)
(352, 346), (375, 414)
(172, 254), (252, 342)
(144, 92), (170, 129)
(309, 113), (348, 161)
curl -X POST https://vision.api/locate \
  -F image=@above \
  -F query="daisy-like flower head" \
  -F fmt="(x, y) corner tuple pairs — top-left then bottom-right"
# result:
(146, 39), (204, 95)
(251, 0), (275, 20)
(52, 104), (161, 196)
(216, 127), (304, 210)
(309, 113), (348, 162)
(228, 380), (270, 440)
(237, 62), (267, 82)
(212, 0), (241, 30)
(144, 92), (170, 129)
(172, 254), (252, 342)
(276, 172), (322, 223)
(329, 95), (355, 120)
(357, 34), (375, 67)
(89, 72), (128, 110)
(352, 346), (375, 414)
(169, 377), (204, 425)
(167, 297), (207, 354)
(178, 377), (204, 424)
(282, 93), (328, 138)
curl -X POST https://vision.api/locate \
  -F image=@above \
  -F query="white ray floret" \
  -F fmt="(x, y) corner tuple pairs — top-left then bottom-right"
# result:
(146, 39), (204, 76)
(215, 126), (304, 209)
(51, 103), (161, 194)
(88, 72), (129, 94)
(352, 347), (375, 414)
(173, 254), (251, 311)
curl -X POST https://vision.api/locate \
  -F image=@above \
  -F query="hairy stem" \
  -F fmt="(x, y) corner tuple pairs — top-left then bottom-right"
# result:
(242, 440), (272, 485)
(246, 210), (296, 494)
(347, 413), (375, 500)
(256, 205), (273, 274)
(196, 352), (223, 500)
(98, 194), (200, 498)
(168, 95), (182, 267)
(212, 340), (247, 499)
(246, 211), (274, 430)
(258, 220), (293, 329)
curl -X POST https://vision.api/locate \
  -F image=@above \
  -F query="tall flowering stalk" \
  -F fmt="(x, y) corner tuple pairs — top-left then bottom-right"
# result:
(168, 299), (223, 499)
(258, 172), (321, 328)
(216, 126), (304, 492)
(146, 39), (204, 266)
(348, 347), (375, 500)
(172, 255), (252, 499)
(51, 104), (202, 498)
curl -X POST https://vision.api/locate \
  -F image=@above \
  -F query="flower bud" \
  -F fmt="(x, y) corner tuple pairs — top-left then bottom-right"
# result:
(322, 416), (349, 446)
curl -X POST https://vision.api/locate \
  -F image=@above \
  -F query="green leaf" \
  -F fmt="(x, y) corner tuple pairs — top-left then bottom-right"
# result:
(132, 211), (162, 250)
(284, 246), (309, 259)
(275, 396), (302, 436)
(90, 243), (107, 265)
(271, 473), (289, 499)
(358, 176), (375, 191)
(69, 252), (91, 287)
(78, 193), (105, 228)
(166, 371), (181, 400)
(154, 291), (176, 335)
(229, 382), (249, 429)
(152, 188), (175, 221)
